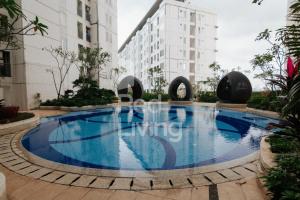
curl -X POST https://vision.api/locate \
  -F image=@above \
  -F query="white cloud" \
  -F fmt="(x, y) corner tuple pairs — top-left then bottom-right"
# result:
(118, 0), (288, 90)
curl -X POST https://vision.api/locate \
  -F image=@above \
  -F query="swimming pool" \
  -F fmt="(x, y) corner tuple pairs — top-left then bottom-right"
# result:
(21, 104), (278, 171)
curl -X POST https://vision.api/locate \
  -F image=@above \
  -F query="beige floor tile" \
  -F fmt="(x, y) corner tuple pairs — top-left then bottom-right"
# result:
(16, 165), (41, 176)
(218, 182), (246, 200)
(109, 178), (132, 190)
(27, 168), (53, 179)
(135, 192), (164, 200)
(8, 162), (31, 171)
(143, 188), (192, 200)
(191, 187), (209, 200)
(131, 178), (152, 190)
(81, 189), (115, 200)
(55, 173), (81, 185)
(232, 167), (257, 178)
(71, 175), (96, 187)
(240, 178), (265, 200)
(54, 187), (90, 200)
(243, 163), (258, 173)
(6, 174), (31, 194)
(152, 178), (172, 190)
(188, 175), (211, 187)
(89, 177), (114, 189)
(40, 171), (66, 182)
(205, 172), (228, 184)
(218, 169), (243, 181)
(23, 183), (69, 200)
(108, 190), (137, 200)
(9, 180), (50, 200)
(170, 177), (191, 188)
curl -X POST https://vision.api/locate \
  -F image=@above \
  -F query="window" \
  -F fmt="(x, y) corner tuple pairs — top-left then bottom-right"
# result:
(85, 5), (91, 22)
(78, 44), (84, 59)
(0, 15), (8, 41)
(86, 26), (91, 42)
(77, 0), (82, 17)
(77, 22), (83, 39)
(160, 50), (164, 57)
(0, 51), (11, 77)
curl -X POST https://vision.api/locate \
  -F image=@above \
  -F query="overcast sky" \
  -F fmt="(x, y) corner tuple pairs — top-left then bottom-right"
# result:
(118, 0), (288, 90)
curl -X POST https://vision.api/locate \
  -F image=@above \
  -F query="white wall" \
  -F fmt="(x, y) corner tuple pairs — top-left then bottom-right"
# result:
(0, 0), (118, 110)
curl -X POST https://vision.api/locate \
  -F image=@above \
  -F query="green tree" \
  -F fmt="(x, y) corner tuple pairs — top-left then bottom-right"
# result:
(250, 29), (286, 92)
(44, 47), (77, 99)
(77, 47), (111, 86)
(203, 62), (227, 93)
(148, 66), (168, 94)
(0, 0), (48, 50)
(110, 66), (127, 92)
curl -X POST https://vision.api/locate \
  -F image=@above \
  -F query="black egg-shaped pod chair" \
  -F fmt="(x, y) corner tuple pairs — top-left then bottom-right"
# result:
(168, 76), (193, 101)
(117, 76), (144, 102)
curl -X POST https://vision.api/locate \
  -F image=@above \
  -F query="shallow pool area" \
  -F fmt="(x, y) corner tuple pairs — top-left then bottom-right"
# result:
(21, 104), (278, 171)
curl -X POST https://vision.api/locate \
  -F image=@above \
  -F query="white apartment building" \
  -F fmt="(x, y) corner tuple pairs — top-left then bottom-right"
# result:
(0, 0), (118, 110)
(118, 0), (217, 91)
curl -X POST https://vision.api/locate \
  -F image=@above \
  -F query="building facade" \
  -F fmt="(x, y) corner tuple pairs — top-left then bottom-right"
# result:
(0, 0), (118, 110)
(118, 0), (217, 92)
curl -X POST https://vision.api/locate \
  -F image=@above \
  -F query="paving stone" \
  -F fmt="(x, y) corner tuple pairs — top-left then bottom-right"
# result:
(218, 181), (246, 200)
(27, 168), (53, 179)
(131, 178), (151, 190)
(17, 165), (41, 175)
(0, 152), (14, 159)
(152, 178), (173, 190)
(40, 171), (66, 182)
(232, 167), (257, 178)
(0, 149), (12, 155)
(54, 186), (90, 200)
(191, 187), (209, 200)
(2, 158), (25, 167)
(0, 155), (19, 163)
(240, 178), (265, 200)
(9, 162), (31, 171)
(204, 172), (228, 184)
(188, 175), (212, 187)
(170, 177), (192, 188)
(81, 189), (115, 200)
(55, 173), (81, 185)
(109, 178), (132, 190)
(89, 177), (114, 189)
(243, 163), (258, 173)
(218, 169), (243, 181)
(71, 175), (96, 187)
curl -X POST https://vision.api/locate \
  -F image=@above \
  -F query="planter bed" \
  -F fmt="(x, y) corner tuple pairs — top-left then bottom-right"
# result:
(39, 104), (115, 112)
(0, 113), (39, 136)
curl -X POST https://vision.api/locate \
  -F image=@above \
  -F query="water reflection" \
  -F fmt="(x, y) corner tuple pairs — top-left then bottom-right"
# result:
(21, 105), (277, 170)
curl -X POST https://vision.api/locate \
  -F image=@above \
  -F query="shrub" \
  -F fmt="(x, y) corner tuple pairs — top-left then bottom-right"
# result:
(0, 113), (34, 124)
(264, 154), (300, 200)
(268, 135), (298, 154)
(0, 106), (19, 120)
(41, 88), (116, 107)
(247, 91), (283, 112)
(197, 92), (219, 103)
(142, 93), (169, 102)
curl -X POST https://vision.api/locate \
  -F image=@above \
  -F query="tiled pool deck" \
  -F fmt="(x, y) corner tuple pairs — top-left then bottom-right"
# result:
(0, 106), (272, 199)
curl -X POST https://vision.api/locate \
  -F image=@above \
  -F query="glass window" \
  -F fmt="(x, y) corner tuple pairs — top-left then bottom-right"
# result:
(77, 22), (83, 39)
(0, 51), (11, 77)
(85, 5), (91, 22)
(86, 26), (91, 42)
(77, 0), (82, 17)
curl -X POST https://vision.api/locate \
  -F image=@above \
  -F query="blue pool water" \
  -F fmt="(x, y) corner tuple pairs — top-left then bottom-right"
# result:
(22, 105), (279, 171)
